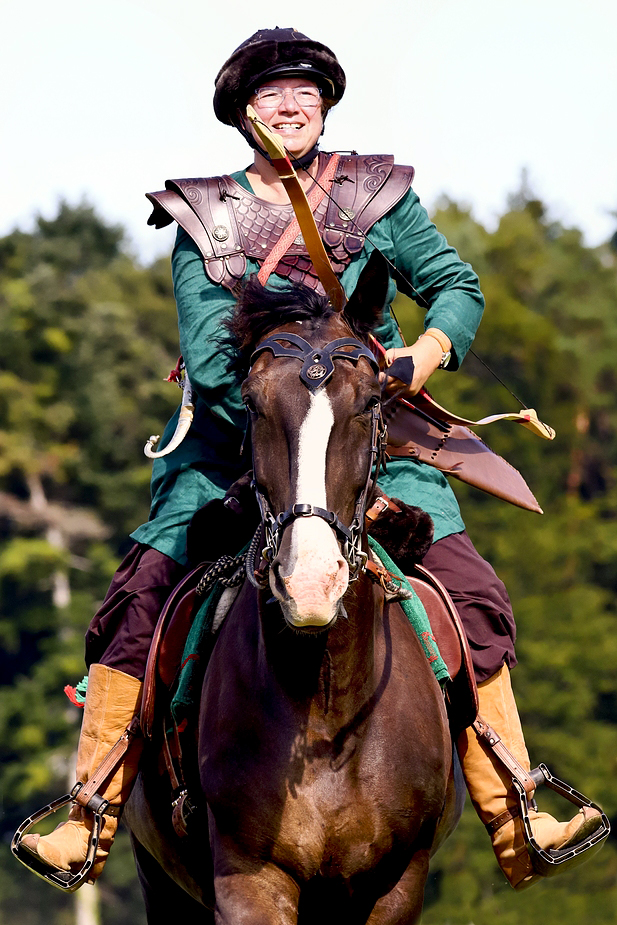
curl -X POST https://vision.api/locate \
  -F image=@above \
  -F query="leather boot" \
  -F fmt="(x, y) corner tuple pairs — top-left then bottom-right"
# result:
(22, 664), (143, 884)
(457, 664), (602, 890)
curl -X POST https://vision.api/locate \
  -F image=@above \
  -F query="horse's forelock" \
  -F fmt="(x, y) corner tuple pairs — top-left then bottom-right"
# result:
(222, 274), (383, 376)
(225, 276), (335, 361)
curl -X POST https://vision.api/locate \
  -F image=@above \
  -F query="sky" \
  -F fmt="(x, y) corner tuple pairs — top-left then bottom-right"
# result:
(1, 0), (616, 264)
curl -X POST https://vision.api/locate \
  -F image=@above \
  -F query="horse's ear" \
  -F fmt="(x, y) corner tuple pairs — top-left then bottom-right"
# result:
(343, 249), (391, 336)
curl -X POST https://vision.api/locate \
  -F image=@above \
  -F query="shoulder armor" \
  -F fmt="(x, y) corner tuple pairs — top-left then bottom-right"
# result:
(324, 154), (415, 259)
(146, 154), (414, 291)
(146, 177), (247, 289)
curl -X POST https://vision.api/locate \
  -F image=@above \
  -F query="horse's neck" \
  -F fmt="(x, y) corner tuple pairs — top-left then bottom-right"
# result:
(257, 574), (382, 721)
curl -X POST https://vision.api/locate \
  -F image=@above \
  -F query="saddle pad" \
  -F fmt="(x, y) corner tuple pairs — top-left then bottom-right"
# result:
(367, 536), (450, 684)
(169, 541), (452, 726)
(171, 582), (225, 727)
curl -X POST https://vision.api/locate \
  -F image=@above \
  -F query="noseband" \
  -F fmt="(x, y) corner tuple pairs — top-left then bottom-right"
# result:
(248, 332), (387, 580)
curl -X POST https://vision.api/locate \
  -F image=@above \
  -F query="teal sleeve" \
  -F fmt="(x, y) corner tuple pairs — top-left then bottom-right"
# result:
(172, 228), (245, 431)
(386, 189), (485, 368)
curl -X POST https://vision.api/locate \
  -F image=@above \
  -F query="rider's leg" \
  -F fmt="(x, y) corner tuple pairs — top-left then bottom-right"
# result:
(422, 531), (602, 890)
(22, 545), (186, 883)
(22, 664), (143, 882)
(457, 664), (601, 890)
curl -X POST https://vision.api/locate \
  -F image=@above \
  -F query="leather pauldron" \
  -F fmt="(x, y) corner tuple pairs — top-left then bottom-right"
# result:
(146, 154), (414, 292)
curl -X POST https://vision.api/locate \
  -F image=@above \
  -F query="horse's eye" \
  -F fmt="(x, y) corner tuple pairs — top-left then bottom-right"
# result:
(363, 396), (380, 414)
(243, 397), (258, 416)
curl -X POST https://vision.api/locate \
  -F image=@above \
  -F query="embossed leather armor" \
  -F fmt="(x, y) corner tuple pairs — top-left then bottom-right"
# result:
(146, 154), (415, 292)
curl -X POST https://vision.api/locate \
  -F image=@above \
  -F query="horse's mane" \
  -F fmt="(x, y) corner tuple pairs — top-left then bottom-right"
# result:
(222, 275), (372, 375)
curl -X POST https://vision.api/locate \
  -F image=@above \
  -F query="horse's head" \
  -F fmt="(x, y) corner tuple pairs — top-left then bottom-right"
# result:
(231, 252), (390, 632)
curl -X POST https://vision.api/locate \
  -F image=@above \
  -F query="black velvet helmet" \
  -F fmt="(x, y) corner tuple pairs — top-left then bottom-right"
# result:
(214, 28), (346, 127)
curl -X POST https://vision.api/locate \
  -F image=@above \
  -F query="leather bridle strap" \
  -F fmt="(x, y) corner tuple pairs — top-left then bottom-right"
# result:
(248, 330), (385, 577)
(252, 405), (385, 578)
(251, 332), (378, 392)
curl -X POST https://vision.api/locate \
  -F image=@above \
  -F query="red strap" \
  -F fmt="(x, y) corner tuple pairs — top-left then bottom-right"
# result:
(257, 153), (340, 286)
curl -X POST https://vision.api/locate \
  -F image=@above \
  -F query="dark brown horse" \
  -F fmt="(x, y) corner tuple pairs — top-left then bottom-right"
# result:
(125, 253), (463, 924)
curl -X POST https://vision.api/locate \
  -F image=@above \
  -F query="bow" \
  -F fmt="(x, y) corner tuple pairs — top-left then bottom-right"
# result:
(369, 336), (555, 441)
(245, 105), (347, 312)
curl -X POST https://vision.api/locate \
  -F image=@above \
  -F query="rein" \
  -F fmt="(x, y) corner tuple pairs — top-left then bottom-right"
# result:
(248, 331), (387, 580)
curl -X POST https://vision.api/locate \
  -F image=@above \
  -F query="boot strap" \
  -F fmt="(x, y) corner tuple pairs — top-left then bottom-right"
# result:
(73, 715), (141, 813)
(485, 805), (521, 834)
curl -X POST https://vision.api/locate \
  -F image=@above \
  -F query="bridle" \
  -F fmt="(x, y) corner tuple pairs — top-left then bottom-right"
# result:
(247, 331), (387, 580)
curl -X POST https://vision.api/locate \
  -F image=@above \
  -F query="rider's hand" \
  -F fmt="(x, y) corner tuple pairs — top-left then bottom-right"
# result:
(379, 331), (451, 396)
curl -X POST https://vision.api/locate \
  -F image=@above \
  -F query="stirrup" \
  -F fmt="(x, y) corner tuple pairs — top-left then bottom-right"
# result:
(11, 783), (115, 892)
(513, 763), (611, 878)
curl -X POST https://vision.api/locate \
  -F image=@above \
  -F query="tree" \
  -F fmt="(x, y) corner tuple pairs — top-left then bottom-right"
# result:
(0, 203), (179, 925)
(395, 187), (617, 923)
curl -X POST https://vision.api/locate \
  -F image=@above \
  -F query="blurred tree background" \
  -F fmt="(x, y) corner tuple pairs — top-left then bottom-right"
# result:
(0, 189), (616, 923)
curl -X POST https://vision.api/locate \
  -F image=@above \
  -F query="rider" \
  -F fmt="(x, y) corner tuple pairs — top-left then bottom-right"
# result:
(21, 27), (602, 891)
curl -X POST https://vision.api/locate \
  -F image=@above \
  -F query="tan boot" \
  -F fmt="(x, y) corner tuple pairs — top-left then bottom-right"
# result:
(22, 664), (143, 884)
(457, 664), (602, 890)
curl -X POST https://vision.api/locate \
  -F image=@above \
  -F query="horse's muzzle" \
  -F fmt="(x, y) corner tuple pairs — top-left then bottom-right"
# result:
(270, 520), (349, 630)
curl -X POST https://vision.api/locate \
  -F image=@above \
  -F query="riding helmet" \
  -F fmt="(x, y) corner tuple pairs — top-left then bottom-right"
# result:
(214, 28), (346, 127)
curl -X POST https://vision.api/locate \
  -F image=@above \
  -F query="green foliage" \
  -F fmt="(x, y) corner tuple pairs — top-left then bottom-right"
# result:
(1, 193), (616, 923)
(394, 187), (617, 921)
(0, 202), (173, 924)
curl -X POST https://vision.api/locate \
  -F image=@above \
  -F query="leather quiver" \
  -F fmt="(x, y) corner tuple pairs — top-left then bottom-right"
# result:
(384, 398), (543, 514)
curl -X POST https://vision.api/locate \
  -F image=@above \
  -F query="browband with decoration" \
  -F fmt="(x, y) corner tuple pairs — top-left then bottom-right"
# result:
(250, 332), (378, 392)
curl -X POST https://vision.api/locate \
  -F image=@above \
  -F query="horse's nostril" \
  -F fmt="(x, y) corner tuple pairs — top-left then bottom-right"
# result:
(270, 560), (289, 600)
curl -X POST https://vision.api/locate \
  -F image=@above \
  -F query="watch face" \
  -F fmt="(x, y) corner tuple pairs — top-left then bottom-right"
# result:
(439, 350), (451, 369)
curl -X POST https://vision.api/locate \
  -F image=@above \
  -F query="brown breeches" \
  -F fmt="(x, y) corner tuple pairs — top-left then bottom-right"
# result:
(85, 545), (188, 681)
(84, 530), (516, 684)
(421, 530), (516, 683)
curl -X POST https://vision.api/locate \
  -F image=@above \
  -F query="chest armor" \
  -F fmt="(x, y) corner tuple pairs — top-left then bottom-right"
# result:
(146, 154), (414, 293)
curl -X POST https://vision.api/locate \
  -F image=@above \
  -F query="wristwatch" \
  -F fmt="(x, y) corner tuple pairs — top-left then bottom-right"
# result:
(421, 330), (451, 370)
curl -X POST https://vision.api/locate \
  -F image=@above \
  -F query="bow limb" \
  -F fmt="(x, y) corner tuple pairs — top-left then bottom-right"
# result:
(411, 390), (556, 440)
(246, 105), (346, 312)
(144, 371), (195, 458)
(369, 336), (555, 440)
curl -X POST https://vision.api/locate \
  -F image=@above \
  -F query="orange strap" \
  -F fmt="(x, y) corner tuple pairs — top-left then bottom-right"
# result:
(257, 153), (340, 286)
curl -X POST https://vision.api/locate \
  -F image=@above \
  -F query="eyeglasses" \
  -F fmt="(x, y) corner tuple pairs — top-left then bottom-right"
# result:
(252, 86), (322, 111)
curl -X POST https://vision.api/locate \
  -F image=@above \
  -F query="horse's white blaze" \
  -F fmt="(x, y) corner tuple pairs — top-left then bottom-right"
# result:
(273, 389), (349, 626)
(296, 389), (332, 509)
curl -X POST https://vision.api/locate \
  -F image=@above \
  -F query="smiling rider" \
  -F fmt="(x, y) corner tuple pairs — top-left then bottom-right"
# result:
(19, 27), (604, 893)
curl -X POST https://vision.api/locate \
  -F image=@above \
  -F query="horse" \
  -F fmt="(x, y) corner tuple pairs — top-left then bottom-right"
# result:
(125, 252), (463, 924)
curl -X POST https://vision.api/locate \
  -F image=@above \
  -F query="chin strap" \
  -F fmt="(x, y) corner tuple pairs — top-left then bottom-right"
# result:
(245, 104), (347, 312)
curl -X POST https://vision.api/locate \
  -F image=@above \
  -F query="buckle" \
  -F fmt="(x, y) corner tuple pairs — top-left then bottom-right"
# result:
(365, 496), (390, 522)
(171, 789), (199, 839)
(513, 763), (610, 878)
(11, 792), (106, 892)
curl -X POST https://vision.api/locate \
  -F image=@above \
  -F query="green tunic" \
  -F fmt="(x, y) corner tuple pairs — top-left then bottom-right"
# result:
(131, 170), (484, 565)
